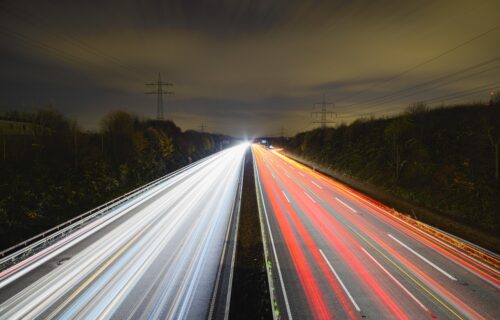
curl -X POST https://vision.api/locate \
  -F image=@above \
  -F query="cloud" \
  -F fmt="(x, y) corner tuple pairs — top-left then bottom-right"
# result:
(1, 0), (500, 136)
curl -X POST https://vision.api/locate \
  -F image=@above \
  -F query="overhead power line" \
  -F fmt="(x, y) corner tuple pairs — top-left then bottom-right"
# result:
(353, 59), (500, 111)
(338, 24), (500, 106)
(0, 27), (98, 68)
(0, 2), (147, 82)
(340, 56), (500, 110)
(424, 80), (500, 104)
(348, 81), (500, 117)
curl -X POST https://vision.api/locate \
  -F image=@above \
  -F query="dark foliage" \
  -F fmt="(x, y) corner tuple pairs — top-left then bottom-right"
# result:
(0, 107), (232, 250)
(286, 103), (500, 235)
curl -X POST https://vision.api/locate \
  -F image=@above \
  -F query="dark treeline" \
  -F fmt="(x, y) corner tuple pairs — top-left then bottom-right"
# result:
(0, 107), (233, 250)
(286, 103), (500, 237)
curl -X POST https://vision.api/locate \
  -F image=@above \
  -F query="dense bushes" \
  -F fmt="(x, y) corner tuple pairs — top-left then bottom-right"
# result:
(286, 103), (500, 235)
(0, 107), (232, 250)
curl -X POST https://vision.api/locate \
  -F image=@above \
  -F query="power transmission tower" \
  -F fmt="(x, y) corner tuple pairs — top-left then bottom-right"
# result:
(279, 126), (287, 147)
(200, 122), (206, 133)
(145, 72), (174, 120)
(280, 126), (286, 138)
(311, 94), (336, 128)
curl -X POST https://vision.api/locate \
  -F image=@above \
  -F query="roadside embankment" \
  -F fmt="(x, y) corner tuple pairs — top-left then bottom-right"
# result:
(284, 151), (500, 256)
(284, 105), (500, 254)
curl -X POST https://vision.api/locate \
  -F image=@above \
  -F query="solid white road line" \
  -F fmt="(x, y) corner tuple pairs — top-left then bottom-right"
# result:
(311, 181), (323, 189)
(282, 191), (290, 203)
(304, 192), (316, 204)
(298, 172), (305, 177)
(361, 248), (429, 312)
(388, 234), (457, 281)
(255, 164), (293, 320)
(335, 197), (357, 213)
(319, 249), (361, 312)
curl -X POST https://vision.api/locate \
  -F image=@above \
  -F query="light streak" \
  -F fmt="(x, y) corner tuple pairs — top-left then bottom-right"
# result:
(0, 144), (248, 319)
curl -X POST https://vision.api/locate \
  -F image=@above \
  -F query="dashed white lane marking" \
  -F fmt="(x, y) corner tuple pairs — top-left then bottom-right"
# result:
(361, 247), (429, 312)
(311, 181), (323, 189)
(304, 192), (316, 203)
(319, 249), (361, 312)
(388, 234), (457, 281)
(282, 191), (290, 203)
(335, 197), (357, 213)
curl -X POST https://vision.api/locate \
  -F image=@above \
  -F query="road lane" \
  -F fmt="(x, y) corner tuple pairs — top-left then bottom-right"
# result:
(0, 143), (247, 319)
(253, 144), (499, 319)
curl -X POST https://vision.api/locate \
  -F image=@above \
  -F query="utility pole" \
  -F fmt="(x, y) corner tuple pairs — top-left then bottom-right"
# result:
(145, 72), (174, 120)
(311, 94), (336, 128)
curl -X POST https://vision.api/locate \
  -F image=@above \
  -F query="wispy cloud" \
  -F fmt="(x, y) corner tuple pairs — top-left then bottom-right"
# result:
(1, 0), (499, 135)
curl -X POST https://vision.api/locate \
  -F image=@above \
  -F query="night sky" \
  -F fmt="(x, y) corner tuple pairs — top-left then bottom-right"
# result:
(1, 0), (499, 136)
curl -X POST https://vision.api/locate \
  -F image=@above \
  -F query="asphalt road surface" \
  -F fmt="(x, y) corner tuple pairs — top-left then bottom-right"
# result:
(253, 144), (499, 320)
(0, 143), (247, 319)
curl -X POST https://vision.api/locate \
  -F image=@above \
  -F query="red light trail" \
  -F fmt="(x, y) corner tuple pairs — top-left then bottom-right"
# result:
(253, 144), (499, 319)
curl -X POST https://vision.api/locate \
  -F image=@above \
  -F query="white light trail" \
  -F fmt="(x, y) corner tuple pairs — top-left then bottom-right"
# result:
(0, 144), (248, 320)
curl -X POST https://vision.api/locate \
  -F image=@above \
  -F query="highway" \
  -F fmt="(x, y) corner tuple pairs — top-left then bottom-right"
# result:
(0, 143), (247, 319)
(253, 144), (500, 320)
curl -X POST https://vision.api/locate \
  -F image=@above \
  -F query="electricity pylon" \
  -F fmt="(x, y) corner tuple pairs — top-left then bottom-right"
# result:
(311, 94), (336, 128)
(145, 72), (173, 120)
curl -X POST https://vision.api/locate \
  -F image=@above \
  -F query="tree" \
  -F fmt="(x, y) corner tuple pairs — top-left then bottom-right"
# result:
(480, 106), (500, 180)
(384, 116), (412, 181)
(144, 127), (174, 159)
(489, 91), (500, 107)
(101, 111), (137, 165)
(0, 107), (230, 250)
(488, 126), (500, 180)
(405, 101), (429, 116)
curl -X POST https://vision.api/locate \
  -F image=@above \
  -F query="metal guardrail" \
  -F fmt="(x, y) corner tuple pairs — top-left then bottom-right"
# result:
(384, 208), (500, 270)
(0, 151), (223, 270)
